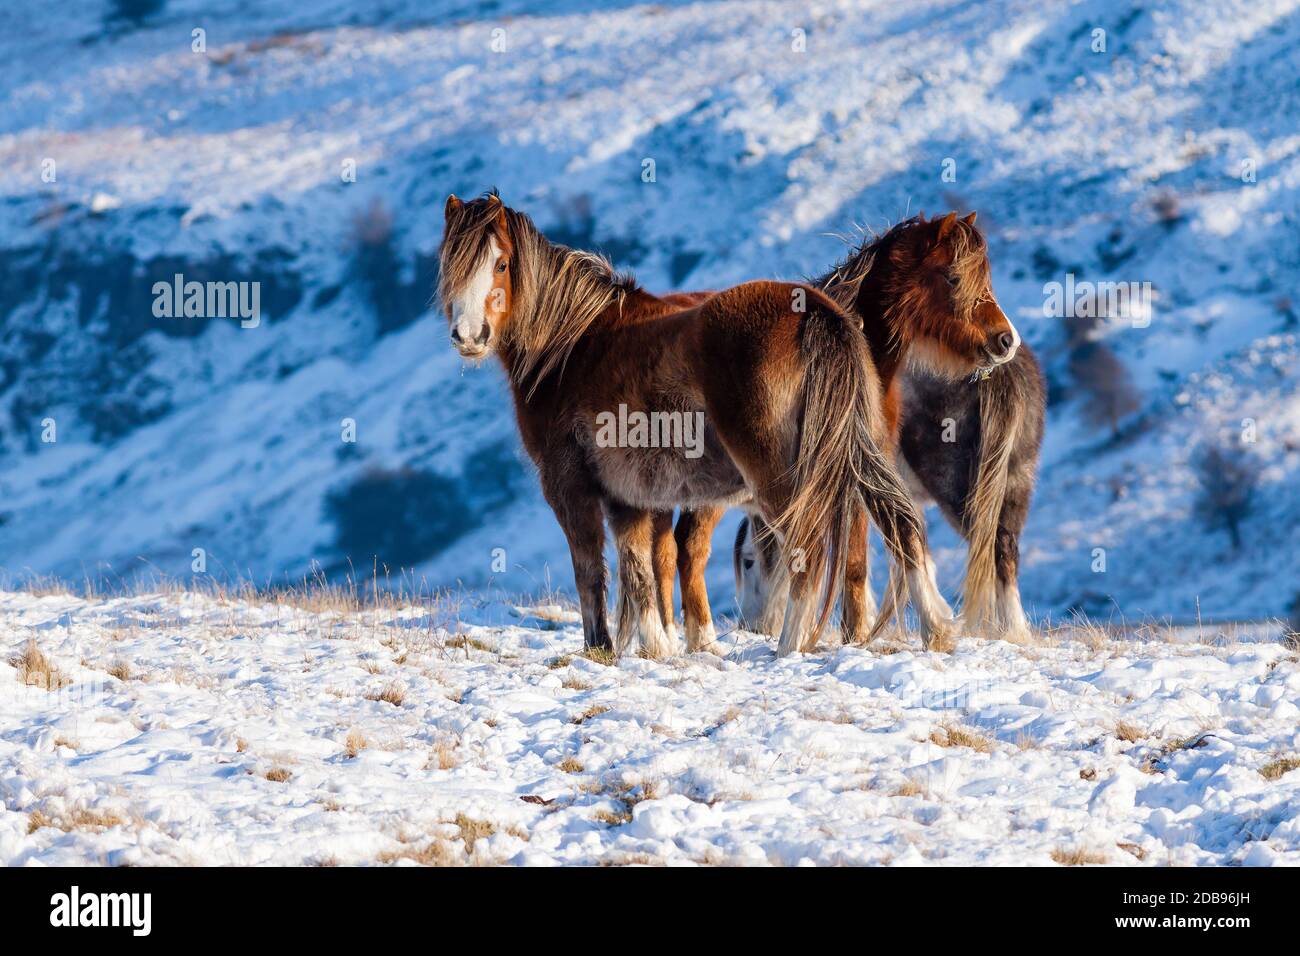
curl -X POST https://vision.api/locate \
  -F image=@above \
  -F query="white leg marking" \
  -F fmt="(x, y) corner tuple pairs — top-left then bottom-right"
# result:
(686, 618), (724, 656)
(998, 582), (1032, 645)
(908, 567), (956, 651)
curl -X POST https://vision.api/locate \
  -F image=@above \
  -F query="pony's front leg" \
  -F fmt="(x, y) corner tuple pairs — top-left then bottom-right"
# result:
(547, 489), (612, 652)
(675, 506), (726, 654)
(607, 503), (681, 660)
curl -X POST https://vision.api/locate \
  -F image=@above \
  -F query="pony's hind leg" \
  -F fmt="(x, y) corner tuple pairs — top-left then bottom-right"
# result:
(863, 495), (955, 653)
(675, 506), (726, 654)
(841, 506), (877, 644)
(651, 510), (679, 646)
(995, 526), (1032, 643)
(608, 502), (681, 660)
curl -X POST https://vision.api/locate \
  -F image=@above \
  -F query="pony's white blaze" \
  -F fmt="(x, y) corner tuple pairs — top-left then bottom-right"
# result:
(450, 237), (500, 353)
(1004, 313), (1021, 353)
(996, 301), (1021, 362)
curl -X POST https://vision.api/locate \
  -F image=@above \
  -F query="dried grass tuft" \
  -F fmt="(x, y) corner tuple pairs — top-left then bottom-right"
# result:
(1050, 846), (1108, 866)
(9, 640), (70, 690)
(366, 682), (406, 707)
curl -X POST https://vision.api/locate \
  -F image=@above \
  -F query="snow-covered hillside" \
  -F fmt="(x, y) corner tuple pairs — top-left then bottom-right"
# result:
(3, 589), (1297, 865)
(1, 0), (1298, 624)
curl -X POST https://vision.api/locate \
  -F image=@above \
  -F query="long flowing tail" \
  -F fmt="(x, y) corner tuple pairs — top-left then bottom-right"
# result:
(961, 375), (1024, 631)
(771, 296), (932, 646)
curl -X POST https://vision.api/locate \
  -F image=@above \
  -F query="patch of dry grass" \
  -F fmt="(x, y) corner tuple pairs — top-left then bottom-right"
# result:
(366, 682), (406, 707)
(582, 776), (661, 824)
(1048, 613), (1114, 652)
(8, 640), (71, 691)
(107, 660), (131, 681)
(427, 735), (460, 770)
(571, 704), (610, 725)
(557, 756), (585, 774)
(452, 814), (495, 853)
(562, 674), (593, 691)
(377, 839), (462, 867)
(597, 852), (664, 867)
(581, 646), (617, 666)
(1141, 730), (1212, 774)
(1014, 731), (1040, 751)
(1051, 846), (1108, 866)
(547, 655), (574, 670)
(1261, 756), (1300, 781)
(1118, 842), (1147, 861)
(929, 723), (994, 753)
(445, 635), (495, 654)
(1115, 720), (1149, 743)
(892, 779), (928, 798)
(264, 767), (293, 783)
(344, 730), (367, 759)
(28, 807), (126, 834)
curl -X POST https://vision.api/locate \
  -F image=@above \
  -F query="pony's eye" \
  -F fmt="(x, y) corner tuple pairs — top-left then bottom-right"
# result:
(496, 260), (508, 274)
(946, 273), (959, 287)
(743, 559), (754, 570)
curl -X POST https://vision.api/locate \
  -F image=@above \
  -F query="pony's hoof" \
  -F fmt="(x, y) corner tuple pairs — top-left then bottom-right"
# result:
(922, 622), (958, 654)
(684, 622), (725, 656)
(775, 633), (803, 657)
(641, 623), (682, 660)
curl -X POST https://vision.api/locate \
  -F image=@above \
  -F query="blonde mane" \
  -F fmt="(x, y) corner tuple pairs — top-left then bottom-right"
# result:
(439, 193), (633, 395)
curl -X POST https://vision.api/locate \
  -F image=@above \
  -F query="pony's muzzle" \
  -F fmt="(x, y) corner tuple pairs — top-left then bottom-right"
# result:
(451, 322), (492, 356)
(984, 328), (1019, 365)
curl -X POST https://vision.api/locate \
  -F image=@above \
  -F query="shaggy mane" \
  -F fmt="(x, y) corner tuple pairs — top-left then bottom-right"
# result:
(815, 214), (992, 370)
(439, 190), (635, 395)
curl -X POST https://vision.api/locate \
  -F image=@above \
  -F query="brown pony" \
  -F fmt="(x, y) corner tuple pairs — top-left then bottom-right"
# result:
(662, 213), (1036, 645)
(438, 191), (955, 658)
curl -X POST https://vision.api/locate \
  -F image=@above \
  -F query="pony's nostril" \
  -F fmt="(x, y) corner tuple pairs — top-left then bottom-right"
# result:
(998, 331), (1015, 354)
(450, 327), (463, 345)
(475, 324), (491, 345)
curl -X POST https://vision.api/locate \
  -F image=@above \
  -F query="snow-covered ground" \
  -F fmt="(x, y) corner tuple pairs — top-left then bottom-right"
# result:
(4, 589), (1298, 866)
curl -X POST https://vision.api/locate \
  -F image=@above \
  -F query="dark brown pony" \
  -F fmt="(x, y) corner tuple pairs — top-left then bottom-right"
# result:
(662, 213), (1041, 644)
(439, 191), (959, 658)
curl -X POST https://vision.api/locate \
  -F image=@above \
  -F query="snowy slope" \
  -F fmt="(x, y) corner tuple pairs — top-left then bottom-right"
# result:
(1, 0), (1298, 623)
(3, 590), (1298, 865)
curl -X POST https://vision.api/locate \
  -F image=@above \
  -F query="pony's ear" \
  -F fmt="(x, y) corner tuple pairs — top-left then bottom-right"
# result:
(445, 194), (461, 218)
(936, 211), (958, 243)
(962, 211), (977, 227)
